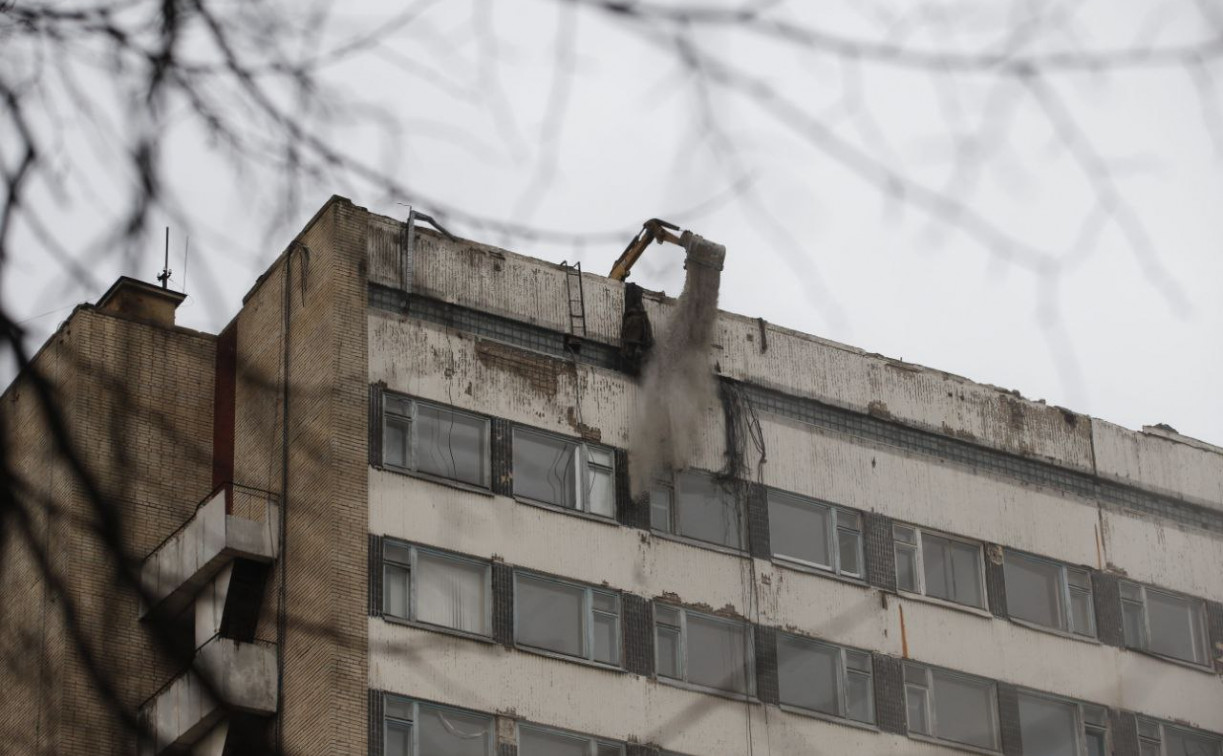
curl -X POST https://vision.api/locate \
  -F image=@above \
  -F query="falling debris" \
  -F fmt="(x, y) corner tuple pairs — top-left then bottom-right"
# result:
(629, 232), (725, 494)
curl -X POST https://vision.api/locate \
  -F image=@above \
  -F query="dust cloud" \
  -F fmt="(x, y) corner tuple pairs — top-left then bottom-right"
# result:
(629, 232), (725, 495)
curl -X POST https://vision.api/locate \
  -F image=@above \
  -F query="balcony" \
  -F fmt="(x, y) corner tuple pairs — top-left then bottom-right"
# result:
(141, 483), (280, 619)
(141, 635), (278, 754)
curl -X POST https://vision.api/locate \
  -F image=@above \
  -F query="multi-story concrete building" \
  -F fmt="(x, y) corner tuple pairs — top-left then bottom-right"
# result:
(2, 195), (1222, 756)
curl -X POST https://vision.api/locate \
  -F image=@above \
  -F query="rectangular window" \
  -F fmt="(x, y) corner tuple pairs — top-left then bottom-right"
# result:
(384, 697), (494, 756)
(383, 395), (489, 488)
(776, 632), (874, 724)
(1017, 692), (1109, 756)
(904, 663), (999, 751)
(382, 541), (491, 636)
(650, 471), (744, 550)
(1004, 551), (1096, 637)
(768, 491), (864, 579)
(514, 572), (621, 666)
(512, 428), (615, 518)
(518, 724), (624, 756)
(654, 604), (754, 696)
(1120, 581), (1209, 666)
(1137, 718), (1223, 756)
(894, 525), (985, 609)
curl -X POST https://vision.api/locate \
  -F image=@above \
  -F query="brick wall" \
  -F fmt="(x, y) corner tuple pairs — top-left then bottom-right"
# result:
(0, 305), (216, 754)
(233, 196), (370, 755)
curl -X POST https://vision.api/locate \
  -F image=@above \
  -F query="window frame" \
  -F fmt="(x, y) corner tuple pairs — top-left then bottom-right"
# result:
(383, 695), (496, 756)
(649, 470), (747, 552)
(511, 426), (617, 519)
(1015, 689), (1109, 756)
(1136, 716), (1223, 756)
(381, 540), (493, 639)
(1119, 580), (1211, 668)
(653, 603), (756, 698)
(767, 489), (865, 581)
(1003, 549), (1096, 638)
(516, 722), (626, 755)
(903, 661), (1001, 752)
(893, 524), (988, 610)
(382, 394), (491, 489)
(775, 630), (875, 725)
(512, 570), (622, 668)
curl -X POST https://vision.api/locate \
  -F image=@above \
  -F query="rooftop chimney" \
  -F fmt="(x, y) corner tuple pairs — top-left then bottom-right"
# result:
(96, 276), (187, 328)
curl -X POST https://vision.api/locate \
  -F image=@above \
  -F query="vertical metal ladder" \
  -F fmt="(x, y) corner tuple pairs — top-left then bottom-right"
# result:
(561, 260), (587, 342)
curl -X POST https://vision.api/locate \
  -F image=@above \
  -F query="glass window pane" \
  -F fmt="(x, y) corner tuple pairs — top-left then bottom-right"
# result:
(906, 685), (930, 735)
(1138, 719), (1161, 740)
(675, 474), (742, 549)
(1004, 552), (1066, 630)
(385, 417), (410, 468)
(896, 545), (918, 592)
(768, 493), (832, 567)
(596, 745), (623, 756)
(1018, 694), (1078, 756)
(586, 466), (615, 518)
(1086, 729), (1107, 756)
(593, 612), (620, 665)
(846, 670), (874, 723)
(838, 528), (862, 576)
(656, 626), (681, 679)
(386, 698), (414, 720)
(416, 404), (486, 486)
(655, 605), (680, 627)
(1140, 744), (1161, 756)
(1070, 586), (1096, 637)
(384, 541), (412, 564)
(777, 635), (839, 715)
(686, 614), (751, 694)
(894, 525), (917, 545)
(931, 671), (997, 749)
(1166, 726), (1223, 756)
(924, 535), (983, 607)
(519, 727), (588, 756)
(384, 563), (409, 619)
(418, 704), (491, 756)
(416, 552), (489, 635)
(513, 430), (576, 508)
(386, 721), (412, 756)
(587, 446), (613, 468)
(1123, 600), (1146, 648)
(838, 509), (862, 531)
(650, 488), (673, 533)
(516, 575), (584, 658)
(1147, 590), (1206, 664)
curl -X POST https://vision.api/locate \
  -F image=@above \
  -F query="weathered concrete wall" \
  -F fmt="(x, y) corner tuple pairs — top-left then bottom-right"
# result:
(0, 306), (216, 755)
(232, 196), (369, 755)
(1093, 419), (1223, 512)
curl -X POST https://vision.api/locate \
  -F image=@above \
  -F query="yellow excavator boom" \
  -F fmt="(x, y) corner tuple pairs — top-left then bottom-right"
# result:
(608, 218), (684, 281)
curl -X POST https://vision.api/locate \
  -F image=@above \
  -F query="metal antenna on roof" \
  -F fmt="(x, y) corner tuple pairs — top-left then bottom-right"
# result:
(157, 226), (172, 289)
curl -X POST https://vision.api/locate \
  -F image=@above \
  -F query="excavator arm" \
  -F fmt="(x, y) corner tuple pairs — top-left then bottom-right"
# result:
(608, 218), (684, 281)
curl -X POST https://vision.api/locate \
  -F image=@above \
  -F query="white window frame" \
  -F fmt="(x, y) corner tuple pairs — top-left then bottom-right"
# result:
(650, 471), (746, 551)
(1016, 690), (1108, 756)
(1120, 580), (1210, 667)
(383, 395), (490, 488)
(513, 571), (622, 667)
(1004, 550), (1096, 637)
(904, 662), (1000, 752)
(511, 426), (616, 518)
(1138, 717), (1223, 756)
(767, 490), (864, 579)
(517, 722), (625, 755)
(893, 524), (987, 610)
(384, 696), (495, 756)
(653, 604), (756, 698)
(382, 540), (493, 638)
(776, 631), (874, 724)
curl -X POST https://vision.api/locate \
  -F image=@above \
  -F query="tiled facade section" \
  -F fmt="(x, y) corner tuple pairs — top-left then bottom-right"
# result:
(863, 513), (897, 592)
(870, 653), (906, 736)
(985, 548), (1009, 618)
(753, 625), (780, 705)
(1091, 571), (1125, 648)
(746, 484), (771, 559)
(368, 534), (383, 617)
(1208, 600), (1223, 674)
(995, 682), (1023, 756)
(492, 562), (515, 648)
(621, 595), (654, 677)
(1110, 709), (1140, 756)
(491, 418), (514, 496)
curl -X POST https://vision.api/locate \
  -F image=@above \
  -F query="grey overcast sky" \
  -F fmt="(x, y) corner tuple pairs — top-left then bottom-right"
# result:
(5, 0), (1222, 445)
